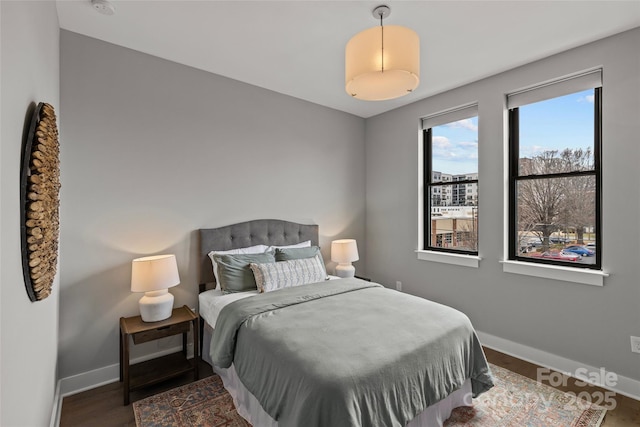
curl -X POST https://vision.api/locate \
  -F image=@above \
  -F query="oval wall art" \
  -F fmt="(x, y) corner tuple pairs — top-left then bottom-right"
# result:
(20, 102), (60, 301)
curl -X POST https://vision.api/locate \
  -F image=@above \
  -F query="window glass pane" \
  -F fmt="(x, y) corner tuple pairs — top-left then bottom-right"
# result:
(518, 89), (595, 175)
(516, 176), (596, 265)
(429, 188), (478, 251)
(431, 116), (478, 180)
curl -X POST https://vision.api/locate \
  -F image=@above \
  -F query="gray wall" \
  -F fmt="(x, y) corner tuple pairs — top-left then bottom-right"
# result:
(58, 31), (366, 378)
(0, 1), (60, 425)
(365, 27), (640, 381)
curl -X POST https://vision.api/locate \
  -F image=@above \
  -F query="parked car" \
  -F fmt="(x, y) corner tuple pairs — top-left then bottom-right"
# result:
(563, 245), (595, 257)
(527, 237), (542, 247)
(585, 242), (596, 249)
(549, 236), (570, 244)
(530, 251), (581, 262)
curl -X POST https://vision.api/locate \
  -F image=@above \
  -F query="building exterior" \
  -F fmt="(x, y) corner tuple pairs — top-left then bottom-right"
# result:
(430, 205), (478, 250)
(431, 171), (478, 206)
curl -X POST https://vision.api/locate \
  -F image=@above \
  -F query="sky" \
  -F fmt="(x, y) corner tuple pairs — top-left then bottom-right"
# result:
(431, 116), (478, 176)
(431, 89), (595, 176)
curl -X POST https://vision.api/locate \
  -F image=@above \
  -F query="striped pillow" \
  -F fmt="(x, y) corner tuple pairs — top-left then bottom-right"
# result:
(250, 254), (327, 293)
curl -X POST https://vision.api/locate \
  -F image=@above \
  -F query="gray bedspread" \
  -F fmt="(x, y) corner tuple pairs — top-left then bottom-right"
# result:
(211, 278), (494, 427)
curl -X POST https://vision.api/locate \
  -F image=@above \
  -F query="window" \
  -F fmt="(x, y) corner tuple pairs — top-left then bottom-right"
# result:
(508, 70), (602, 269)
(422, 105), (478, 254)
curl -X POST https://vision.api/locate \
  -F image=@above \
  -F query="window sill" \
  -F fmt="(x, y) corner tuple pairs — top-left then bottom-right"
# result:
(415, 250), (481, 268)
(501, 260), (608, 286)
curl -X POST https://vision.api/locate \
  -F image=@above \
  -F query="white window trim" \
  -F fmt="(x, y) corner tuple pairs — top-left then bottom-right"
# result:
(416, 250), (481, 268)
(501, 260), (608, 286)
(418, 129), (480, 269)
(419, 104), (480, 262)
(503, 73), (607, 286)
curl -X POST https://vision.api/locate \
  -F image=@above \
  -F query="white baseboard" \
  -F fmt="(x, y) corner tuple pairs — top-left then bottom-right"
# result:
(50, 345), (189, 427)
(477, 330), (640, 401)
(50, 379), (62, 427)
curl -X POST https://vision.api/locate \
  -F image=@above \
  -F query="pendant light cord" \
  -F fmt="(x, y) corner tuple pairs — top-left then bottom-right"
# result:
(380, 12), (384, 73)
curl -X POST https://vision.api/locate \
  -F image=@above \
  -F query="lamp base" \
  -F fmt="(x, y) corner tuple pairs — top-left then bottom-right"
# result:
(335, 263), (355, 278)
(139, 289), (174, 322)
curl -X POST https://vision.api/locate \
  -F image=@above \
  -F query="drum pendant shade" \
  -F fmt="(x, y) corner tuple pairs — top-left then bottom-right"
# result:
(345, 8), (420, 101)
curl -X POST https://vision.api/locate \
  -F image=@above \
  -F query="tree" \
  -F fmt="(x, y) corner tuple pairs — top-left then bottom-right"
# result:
(456, 205), (478, 251)
(518, 151), (566, 251)
(557, 148), (595, 244)
(517, 147), (596, 251)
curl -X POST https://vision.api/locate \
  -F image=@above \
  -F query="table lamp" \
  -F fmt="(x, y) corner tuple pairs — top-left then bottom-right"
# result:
(131, 254), (180, 322)
(331, 239), (359, 278)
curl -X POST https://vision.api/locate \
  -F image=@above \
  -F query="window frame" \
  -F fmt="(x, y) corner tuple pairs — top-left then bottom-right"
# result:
(422, 115), (479, 256)
(508, 87), (602, 270)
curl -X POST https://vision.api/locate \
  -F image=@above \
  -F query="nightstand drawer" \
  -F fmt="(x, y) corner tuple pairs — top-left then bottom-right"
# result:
(132, 322), (189, 344)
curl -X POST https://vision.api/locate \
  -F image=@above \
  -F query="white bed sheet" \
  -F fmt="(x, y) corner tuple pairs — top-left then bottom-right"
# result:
(199, 288), (258, 329)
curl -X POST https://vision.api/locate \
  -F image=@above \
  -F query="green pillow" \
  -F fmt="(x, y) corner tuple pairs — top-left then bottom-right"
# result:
(214, 252), (275, 293)
(275, 246), (321, 261)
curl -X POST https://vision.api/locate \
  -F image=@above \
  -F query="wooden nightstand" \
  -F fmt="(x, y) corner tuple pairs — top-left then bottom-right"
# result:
(119, 305), (199, 405)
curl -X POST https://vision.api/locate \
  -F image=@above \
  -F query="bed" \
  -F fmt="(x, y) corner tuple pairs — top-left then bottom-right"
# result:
(198, 219), (493, 427)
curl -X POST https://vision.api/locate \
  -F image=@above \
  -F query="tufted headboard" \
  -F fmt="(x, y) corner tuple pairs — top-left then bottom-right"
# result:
(199, 219), (319, 290)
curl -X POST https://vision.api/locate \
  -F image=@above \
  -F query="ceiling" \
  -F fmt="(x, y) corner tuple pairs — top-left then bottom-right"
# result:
(56, 1), (640, 118)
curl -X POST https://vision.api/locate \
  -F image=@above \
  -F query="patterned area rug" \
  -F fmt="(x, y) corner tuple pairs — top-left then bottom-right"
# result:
(134, 364), (606, 427)
(133, 374), (249, 427)
(444, 364), (606, 427)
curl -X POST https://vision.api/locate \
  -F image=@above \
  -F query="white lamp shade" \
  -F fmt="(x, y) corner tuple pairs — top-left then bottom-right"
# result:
(331, 239), (359, 263)
(346, 25), (420, 101)
(131, 254), (180, 293)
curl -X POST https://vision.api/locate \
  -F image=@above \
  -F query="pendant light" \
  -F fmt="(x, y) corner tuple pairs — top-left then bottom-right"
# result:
(345, 5), (420, 101)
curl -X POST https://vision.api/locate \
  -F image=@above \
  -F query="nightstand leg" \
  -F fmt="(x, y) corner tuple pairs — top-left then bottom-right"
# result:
(182, 331), (187, 357)
(119, 328), (123, 382)
(123, 332), (130, 405)
(193, 318), (199, 380)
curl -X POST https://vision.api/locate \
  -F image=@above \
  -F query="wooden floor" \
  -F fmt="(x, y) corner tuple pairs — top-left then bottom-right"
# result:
(59, 348), (640, 426)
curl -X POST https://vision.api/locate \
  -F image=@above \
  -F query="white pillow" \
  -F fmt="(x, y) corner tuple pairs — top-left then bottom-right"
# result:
(208, 244), (270, 288)
(267, 240), (311, 251)
(250, 253), (327, 293)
